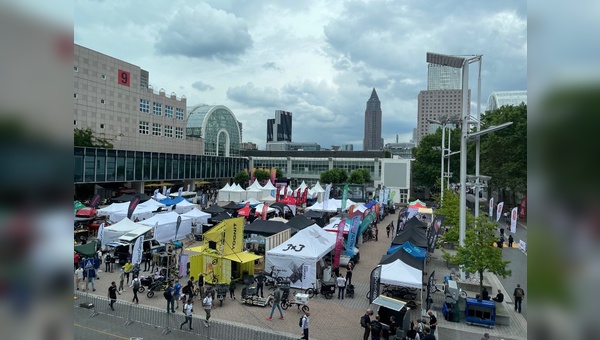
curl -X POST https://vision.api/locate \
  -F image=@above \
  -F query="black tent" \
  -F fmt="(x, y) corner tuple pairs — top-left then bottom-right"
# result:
(391, 227), (428, 248)
(270, 202), (294, 216)
(404, 216), (427, 229)
(211, 211), (232, 222)
(111, 193), (151, 203)
(379, 247), (424, 271)
(301, 210), (326, 227)
(286, 215), (317, 230)
(244, 220), (298, 237)
(203, 204), (226, 215)
(222, 201), (242, 210)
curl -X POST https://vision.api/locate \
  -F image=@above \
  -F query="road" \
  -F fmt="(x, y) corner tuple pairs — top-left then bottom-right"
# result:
(496, 220), (528, 319)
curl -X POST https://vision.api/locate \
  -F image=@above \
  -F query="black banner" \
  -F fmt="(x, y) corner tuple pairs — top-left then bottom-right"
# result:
(174, 215), (182, 239)
(427, 215), (445, 253)
(90, 194), (100, 209)
(127, 194), (141, 220)
(369, 265), (382, 304)
(426, 270), (435, 311)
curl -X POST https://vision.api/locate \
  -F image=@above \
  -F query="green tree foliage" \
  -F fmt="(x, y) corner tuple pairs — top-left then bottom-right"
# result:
(320, 168), (348, 184)
(254, 169), (271, 182)
(74, 127), (114, 148)
(443, 216), (512, 294)
(436, 189), (475, 244)
(479, 104), (527, 197)
(234, 170), (250, 185)
(348, 169), (372, 184)
(275, 168), (283, 178)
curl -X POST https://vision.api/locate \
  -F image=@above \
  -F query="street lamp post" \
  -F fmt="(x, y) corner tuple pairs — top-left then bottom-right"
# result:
(427, 118), (446, 203)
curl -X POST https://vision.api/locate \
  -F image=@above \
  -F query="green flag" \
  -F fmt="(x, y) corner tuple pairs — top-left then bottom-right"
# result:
(341, 184), (349, 211)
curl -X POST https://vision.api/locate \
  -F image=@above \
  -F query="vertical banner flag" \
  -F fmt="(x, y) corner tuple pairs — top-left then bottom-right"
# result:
(496, 201), (504, 222)
(162, 185), (167, 196)
(333, 219), (346, 268)
(174, 216), (182, 240)
(250, 168), (256, 184)
(131, 235), (144, 265)
(519, 197), (527, 218)
(489, 197), (494, 218)
(341, 184), (349, 211)
(179, 253), (189, 277)
(426, 271), (436, 311)
(283, 185), (288, 198)
(510, 207), (518, 233)
(323, 184), (332, 211)
(428, 215), (445, 253)
(97, 223), (105, 247)
(153, 189), (159, 200)
(346, 215), (361, 257)
(166, 188), (171, 197)
(357, 211), (376, 236)
(302, 188), (309, 204)
(90, 194), (101, 209)
(369, 265), (382, 304)
(270, 167), (276, 184)
(262, 203), (269, 220)
(178, 187), (183, 197)
(127, 194), (141, 220)
(187, 184), (191, 192)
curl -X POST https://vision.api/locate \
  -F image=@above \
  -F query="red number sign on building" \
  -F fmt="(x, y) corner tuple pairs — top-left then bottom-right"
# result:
(118, 69), (130, 87)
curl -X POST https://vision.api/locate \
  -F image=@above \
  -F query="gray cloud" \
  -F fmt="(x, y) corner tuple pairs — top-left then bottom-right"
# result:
(262, 62), (282, 72)
(227, 82), (299, 108)
(192, 80), (214, 91)
(154, 3), (253, 61)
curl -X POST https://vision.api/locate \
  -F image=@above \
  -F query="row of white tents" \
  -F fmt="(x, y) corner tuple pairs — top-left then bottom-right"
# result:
(97, 197), (197, 222)
(218, 180), (328, 203)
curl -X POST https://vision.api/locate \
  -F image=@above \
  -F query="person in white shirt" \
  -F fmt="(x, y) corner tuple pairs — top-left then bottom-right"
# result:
(74, 265), (84, 290)
(202, 292), (214, 327)
(179, 299), (194, 331)
(300, 311), (310, 339)
(336, 273), (346, 300)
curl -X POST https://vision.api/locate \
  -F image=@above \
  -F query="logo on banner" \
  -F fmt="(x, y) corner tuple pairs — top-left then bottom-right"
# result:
(369, 265), (382, 304)
(496, 201), (504, 222)
(489, 197), (494, 217)
(282, 244), (305, 252)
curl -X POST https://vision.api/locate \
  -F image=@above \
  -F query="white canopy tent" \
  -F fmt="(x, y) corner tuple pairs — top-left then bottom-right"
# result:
(265, 224), (336, 289)
(245, 187), (263, 201)
(254, 203), (277, 215)
(97, 202), (130, 217)
(138, 211), (192, 243)
(218, 183), (232, 202)
(152, 192), (168, 200)
(228, 183), (246, 202)
(241, 198), (262, 206)
(261, 181), (277, 198)
(260, 195), (276, 203)
(181, 208), (210, 226)
(172, 199), (196, 214)
(103, 218), (143, 244)
(110, 205), (156, 222)
(379, 259), (423, 289)
(247, 179), (264, 190)
(138, 199), (166, 210)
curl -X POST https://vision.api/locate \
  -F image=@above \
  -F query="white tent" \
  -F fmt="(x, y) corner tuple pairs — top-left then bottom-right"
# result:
(260, 195), (276, 203)
(380, 259), (423, 289)
(97, 202), (130, 217)
(323, 219), (352, 234)
(103, 218), (143, 244)
(261, 181), (277, 198)
(254, 203), (276, 215)
(241, 198), (262, 206)
(172, 199), (196, 214)
(245, 187), (263, 201)
(228, 183), (246, 202)
(181, 208), (210, 227)
(138, 211), (192, 243)
(247, 179), (264, 191)
(138, 199), (166, 210)
(311, 181), (325, 193)
(218, 183), (232, 202)
(265, 224), (336, 289)
(152, 192), (167, 200)
(110, 204), (156, 222)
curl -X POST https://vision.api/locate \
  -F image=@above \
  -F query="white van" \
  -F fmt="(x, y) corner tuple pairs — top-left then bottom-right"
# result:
(106, 226), (165, 265)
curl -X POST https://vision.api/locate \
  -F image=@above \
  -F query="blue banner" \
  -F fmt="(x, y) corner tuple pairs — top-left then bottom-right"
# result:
(346, 215), (362, 257)
(357, 211), (376, 236)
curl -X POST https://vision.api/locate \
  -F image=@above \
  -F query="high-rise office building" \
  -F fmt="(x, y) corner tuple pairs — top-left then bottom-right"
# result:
(363, 88), (383, 150)
(427, 64), (462, 91)
(266, 110), (292, 143)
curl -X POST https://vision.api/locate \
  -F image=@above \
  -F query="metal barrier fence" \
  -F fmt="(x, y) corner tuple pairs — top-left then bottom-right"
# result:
(74, 291), (298, 340)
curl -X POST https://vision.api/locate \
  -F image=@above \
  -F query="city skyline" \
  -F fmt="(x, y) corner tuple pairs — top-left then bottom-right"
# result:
(74, 0), (527, 150)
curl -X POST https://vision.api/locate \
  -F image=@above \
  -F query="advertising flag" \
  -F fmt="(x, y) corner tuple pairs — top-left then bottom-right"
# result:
(369, 265), (382, 304)
(178, 187), (183, 197)
(428, 215), (445, 253)
(496, 201), (504, 222)
(510, 207), (518, 233)
(162, 185), (167, 196)
(270, 167), (276, 184)
(153, 189), (159, 200)
(262, 203), (269, 220)
(333, 219), (346, 268)
(166, 188), (171, 197)
(489, 197), (494, 218)
(357, 211), (376, 236)
(90, 194), (101, 209)
(426, 271), (436, 311)
(187, 184), (191, 192)
(302, 188), (309, 204)
(323, 184), (332, 211)
(346, 215), (361, 257)
(341, 184), (349, 211)
(174, 216), (182, 240)
(179, 253), (189, 278)
(348, 204), (355, 215)
(519, 197), (527, 218)
(127, 194), (141, 220)
(131, 235), (144, 265)
(97, 223), (105, 246)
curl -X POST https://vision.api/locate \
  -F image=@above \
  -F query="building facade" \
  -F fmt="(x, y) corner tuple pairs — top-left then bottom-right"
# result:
(416, 89), (470, 145)
(486, 90), (527, 111)
(363, 88), (383, 150)
(265, 142), (321, 151)
(186, 105), (242, 157)
(266, 110), (292, 143)
(74, 44), (202, 154)
(427, 64), (462, 91)
(384, 142), (415, 159)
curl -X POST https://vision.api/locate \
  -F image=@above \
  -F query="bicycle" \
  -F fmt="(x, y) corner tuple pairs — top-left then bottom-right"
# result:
(366, 284), (417, 300)
(264, 265), (287, 285)
(204, 271), (219, 284)
(305, 281), (335, 299)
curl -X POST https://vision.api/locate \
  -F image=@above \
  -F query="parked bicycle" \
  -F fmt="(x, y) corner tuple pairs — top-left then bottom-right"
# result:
(366, 284), (417, 300)
(305, 280), (335, 299)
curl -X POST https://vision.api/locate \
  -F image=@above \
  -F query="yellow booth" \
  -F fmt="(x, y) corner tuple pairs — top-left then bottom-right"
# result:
(187, 217), (262, 284)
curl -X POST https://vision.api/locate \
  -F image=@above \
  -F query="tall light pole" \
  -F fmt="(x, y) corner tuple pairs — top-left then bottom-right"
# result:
(474, 57), (482, 219)
(427, 118), (447, 203)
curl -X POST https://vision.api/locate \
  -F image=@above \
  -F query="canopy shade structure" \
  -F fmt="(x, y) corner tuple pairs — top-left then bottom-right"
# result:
(112, 193), (152, 203)
(102, 218), (142, 244)
(270, 202), (294, 215)
(159, 196), (192, 207)
(211, 211), (233, 222)
(404, 216), (428, 229)
(311, 181), (325, 193)
(203, 204), (226, 215)
(244, 219), (296, 237)
(260, 195), (276, 202)
(223, 251), (262, 264)
(222, 201), (242, 210)
(386, 241), (427, 259)
(138, 199), (166, 210)
(181, 208), (210, 226)
(379, 247), (424, 271)
(241, 198), (262, 206)
(74, 241), (98, 257)
(392, 227), (428, 248)
(379, 260), (423, 289)
(286, 215), (318, 231)
(138, 211), (192, 243)
(75, 207), (97, 218)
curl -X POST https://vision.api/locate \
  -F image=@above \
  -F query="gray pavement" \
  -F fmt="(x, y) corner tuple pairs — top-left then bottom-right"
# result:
(496, 220), (528, 319)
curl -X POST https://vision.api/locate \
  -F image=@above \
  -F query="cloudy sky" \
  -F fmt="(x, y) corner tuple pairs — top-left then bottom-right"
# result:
(74, 0), (526, 150)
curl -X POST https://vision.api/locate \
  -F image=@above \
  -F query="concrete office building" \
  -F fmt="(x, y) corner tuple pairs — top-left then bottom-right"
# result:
(265, 142), (321, 151)
(74, 44), (202, 154)
(363, 88), (383, 151)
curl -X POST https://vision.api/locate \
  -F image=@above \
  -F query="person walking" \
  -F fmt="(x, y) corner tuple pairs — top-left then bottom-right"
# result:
(370, 314), (383, 340)
(173, 279), (182, 309)
(74, 265), (84, 291)
(386, 224), (391, 238)
(361, 309), (373, 340)
(267, 284), (284, 320)
(513, 284), (525, 313)
(336, 273), (346, 299)
(84, 258), (96, 292)
(104, 252), (111, 273)
(345, 262), (353, 286)
(165, 282), (175, 313)
(202, 291), (214, 327)
(255, 271), (266, 298)
(300, 311), (310, 340)
(179, 299), (194, 331)
(118, 267), (125, 292)
(427, 310), (437, 335)
(508, 234), (514, 248)
(187, 276), (197, 300)
(229, 279), (236, 299)
(130, 275), (140, 304)
(108, 281), (121, 311)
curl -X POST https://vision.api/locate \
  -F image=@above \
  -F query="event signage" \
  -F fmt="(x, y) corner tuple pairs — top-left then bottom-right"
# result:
(346, 215), (361, 257)
(357, 211), (376, 236)
(333, 219), (346, 269)
(162, 185), (167, 196)
(341, 184), (349, 211)
(426, 271), (436, 311)
(323, 184), (332, 211)
(174, 216), (182, 240)
(519, 240), (527, 252)
(489, 197), (494, 219)
(262, 203), (269, 220)
(90, 194), (100, 209)
(97, 223), (105, 246)
(127, 194), (141, 220)
(153, 189), (159, 200)
(178, 187), (183, 197)
(510, 207), (518, 233)
(427, 215), (445, 253)
(251, 167), (256, 183)
(166, 188), (171, 197)
(369, 265), (382, 304)
(519, 197), (527, 218)
(179, 253), (189, 277)
(270, 167), (276, 184)
(187, 184), (191, 192)
(131, 235), (144, 265)
(496, 201), (504, 222)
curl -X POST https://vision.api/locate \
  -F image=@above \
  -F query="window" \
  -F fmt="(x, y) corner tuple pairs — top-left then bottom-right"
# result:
(74, 120), (77, 126)
(101, 74), (106, 80)
(74, 93), (78, 99)
(164, 125), (173, 138)
(139, 121), (149, 134)
(153, 102), (162, 116)
(74, 66), (79, 72)
(100, 99), (105, 104)
(100, 123), (105, 129)
(165, 105), (173, 118)
(139, 99), (150, 113)
(152, 123), (162, 136)
(175, 127), (183, 139)
(176, 108), (184, 120)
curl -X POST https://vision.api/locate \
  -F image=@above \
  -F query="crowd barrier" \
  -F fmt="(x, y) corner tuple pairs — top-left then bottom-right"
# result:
(74, 291), (297, 340)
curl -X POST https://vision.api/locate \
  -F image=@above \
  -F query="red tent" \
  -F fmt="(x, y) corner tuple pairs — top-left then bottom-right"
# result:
(280, 196), (297, 206)
(237, 202), (251, 217)
(408, 202), (426, 209)
(76, 207), (97, 218)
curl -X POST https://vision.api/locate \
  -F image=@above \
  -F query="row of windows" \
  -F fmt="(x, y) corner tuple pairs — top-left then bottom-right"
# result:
(140, 99), (184, 120)
(139, 122), (183, 139)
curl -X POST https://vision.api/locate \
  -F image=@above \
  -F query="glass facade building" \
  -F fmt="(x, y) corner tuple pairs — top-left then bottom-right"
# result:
(486, 91), (527, 111)
(187, 105), (242, 157)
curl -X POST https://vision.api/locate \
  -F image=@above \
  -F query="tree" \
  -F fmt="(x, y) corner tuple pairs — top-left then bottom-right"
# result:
(74, 127), (114, 148)
(436, 189), (475, 245)
(320, 168), (347, 184)
(234, 170), (249, 185)
(275, 168), (283, 178)
(443, 216), (512, 294)
(254, 169), (271, 183)
(348, 168), (372, 184)
(479, 104), (527, 202)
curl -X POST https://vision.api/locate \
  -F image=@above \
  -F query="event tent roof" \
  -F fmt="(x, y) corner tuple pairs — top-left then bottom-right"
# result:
(386, 241), (426, 259)
(244, 219), (297, 237)
(311, 181), (325, 193)
(211, 211), (232, 222)
(266, 224), (335, 261)
(391, 226), (428, 248)
(203, 204), (226, 214)
(379, 247), (424, 271)
(74, 241), (98, 257)
(181, 208), (211, 219)
(380, 259), (423, 289)
(112, 193), (151, 203)
(404, 216), (427, 229)
(286, 215), (318, 230)
(222, 201), (242, 210)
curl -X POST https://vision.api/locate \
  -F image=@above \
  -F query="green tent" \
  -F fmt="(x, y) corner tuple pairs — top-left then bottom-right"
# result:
(74, 241), (97, 257)
(74, 201), (86, 214)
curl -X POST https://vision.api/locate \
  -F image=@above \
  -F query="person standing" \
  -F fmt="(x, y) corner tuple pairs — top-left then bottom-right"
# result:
(255, 272), (266, 298)
(202, 291), (214, 327)
(74, 265), (84, 291)
(387, 315), (398, 339)
(427, 310), (437, 335)
(421, 326), (436, 340)
(118, 267), (125, 292)
(84, 258), (96, 292)
(345, 262), (353, 286)
(165, 282), (175, 313)
(336, 273), (346, 299)
(129, 275), (140, 304)
(386, 224), (391, 238)
(300, 311), (310, 340)
(370, 314), (383, 340)
(151, 251), (159, 272)
(361, 309), (373, 340)
(108, 281), (121, 311)
(266, 284), (284, 320)
(74, 252), (81, 271)
(179, 299), (194, 331)
(173, 279), (182, 309)
(513, 284), (525, 313)
(103, 252), (111, 273)
(508, 234), (514, 248)
(229, 279), (236, 299)
(143, 249), (151, 272)
(123, 260), (133, 284)
(187, 276), (197, 300)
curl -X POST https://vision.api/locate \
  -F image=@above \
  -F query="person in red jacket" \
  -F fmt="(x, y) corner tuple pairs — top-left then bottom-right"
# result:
(74, 252), (80, 271)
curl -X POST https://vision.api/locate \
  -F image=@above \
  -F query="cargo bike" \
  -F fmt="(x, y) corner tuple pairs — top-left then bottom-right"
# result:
(240, 283), (274, 307)
(279, 281), (310, 313)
